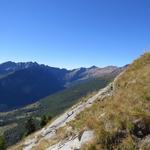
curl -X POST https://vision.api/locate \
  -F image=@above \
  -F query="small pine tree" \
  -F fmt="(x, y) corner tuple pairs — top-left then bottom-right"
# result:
(25, 117), (36, 136)
(40, 115), (52, 128)
(0, 136), (6, 150)
(40, 115), (47, 127)
(48, 115), (52, 121)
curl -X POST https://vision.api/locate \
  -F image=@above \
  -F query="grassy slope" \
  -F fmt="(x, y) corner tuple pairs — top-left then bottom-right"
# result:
(67, 53), (150, 150)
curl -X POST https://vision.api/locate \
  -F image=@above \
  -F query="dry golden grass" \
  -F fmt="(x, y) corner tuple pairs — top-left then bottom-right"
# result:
(68, 52), (150, 149)
(32, 138), (58, 150)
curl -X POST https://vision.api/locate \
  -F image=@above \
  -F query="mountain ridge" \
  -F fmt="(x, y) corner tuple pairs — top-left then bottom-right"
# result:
(0, 61), (124, 112)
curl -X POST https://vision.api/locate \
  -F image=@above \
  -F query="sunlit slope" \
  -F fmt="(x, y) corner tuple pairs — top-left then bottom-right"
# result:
(69, 52), (150, 149)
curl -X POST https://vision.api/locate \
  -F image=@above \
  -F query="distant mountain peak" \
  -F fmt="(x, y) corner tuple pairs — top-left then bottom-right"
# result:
(0, 61), (40, 75)
(89, 65), (98, 69)
(1, 61), (16, 66)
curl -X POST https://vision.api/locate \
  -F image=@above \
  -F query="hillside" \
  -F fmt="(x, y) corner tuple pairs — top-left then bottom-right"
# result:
(0, 75), (116, 147)
(55, 52), (150, 150)
(0, 66), (64, 111)
(8, 82), (113, 150)
(9, 52), (150, 150)
(0, 61), (122, 112)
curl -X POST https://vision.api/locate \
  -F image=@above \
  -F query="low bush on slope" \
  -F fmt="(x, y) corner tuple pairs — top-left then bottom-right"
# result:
(68, 52), (150, 149)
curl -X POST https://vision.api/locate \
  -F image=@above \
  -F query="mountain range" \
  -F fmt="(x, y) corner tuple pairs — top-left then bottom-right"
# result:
(0, 61), (124, 112)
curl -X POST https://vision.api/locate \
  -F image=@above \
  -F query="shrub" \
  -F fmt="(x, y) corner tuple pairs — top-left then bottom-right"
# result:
(0, 136), (6, 150)
(25, 117), (36, 136)
(40, 115), (52, 128)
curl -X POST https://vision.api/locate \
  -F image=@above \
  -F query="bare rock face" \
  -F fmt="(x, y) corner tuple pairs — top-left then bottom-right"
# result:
(80, 130), (94, 145)
(47, 130), (94, 150)
(139, 135), (150, 149)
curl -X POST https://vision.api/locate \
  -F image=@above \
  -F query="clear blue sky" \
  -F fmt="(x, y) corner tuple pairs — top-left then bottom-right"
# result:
(0, 0), (149, 69)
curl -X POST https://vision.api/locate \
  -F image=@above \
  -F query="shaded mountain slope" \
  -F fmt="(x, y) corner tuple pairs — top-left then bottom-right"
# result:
(0, 66), (64, 111)
(0, 61), (123, 112)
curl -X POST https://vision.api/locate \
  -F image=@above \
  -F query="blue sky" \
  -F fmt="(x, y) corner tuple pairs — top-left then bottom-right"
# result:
(0, 0), (149, 69)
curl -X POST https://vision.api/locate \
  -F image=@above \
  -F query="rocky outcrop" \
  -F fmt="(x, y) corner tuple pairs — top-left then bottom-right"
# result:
(47, 130), (94, 150)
